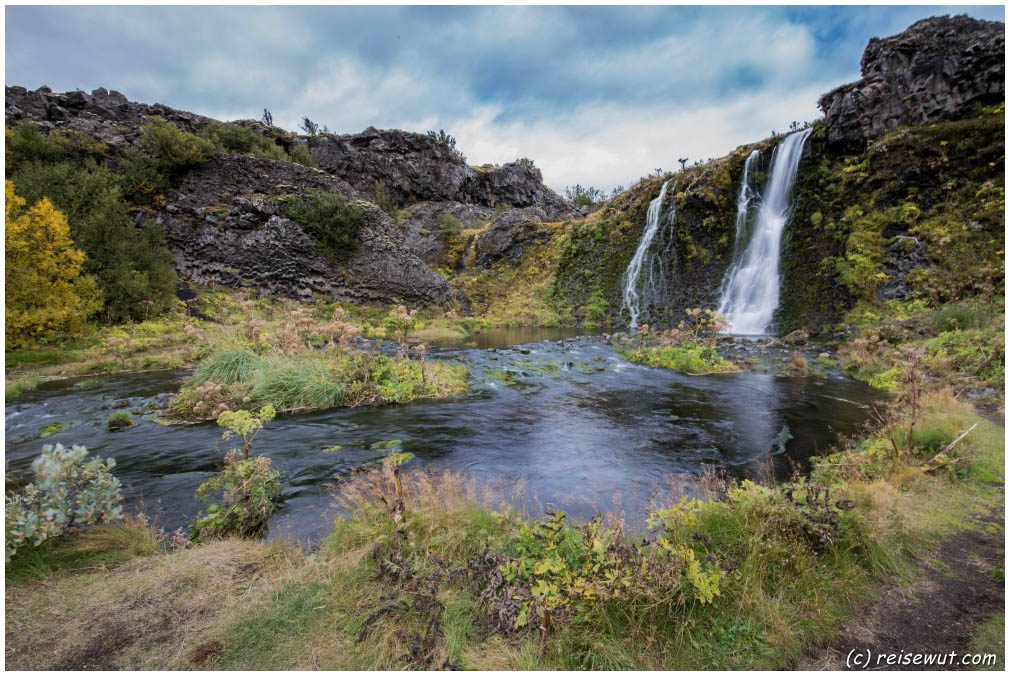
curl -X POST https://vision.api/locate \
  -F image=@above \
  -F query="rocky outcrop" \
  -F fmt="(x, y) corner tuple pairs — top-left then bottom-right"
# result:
(472, 207), (554, 268)
(402, 201), (494, 266)
(819, 16), (1004, 146)
(156, 154), (461, 307)
(308, 127), (574, 219)
(5, 85), (213, 149)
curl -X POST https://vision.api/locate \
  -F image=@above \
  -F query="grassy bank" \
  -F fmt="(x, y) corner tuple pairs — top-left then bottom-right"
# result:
(5, 387), (1002, 669)
(5, 286), (472, 407)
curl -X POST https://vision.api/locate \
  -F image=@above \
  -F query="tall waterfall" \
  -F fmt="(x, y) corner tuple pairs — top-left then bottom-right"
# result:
(717, 128), (813, 334)
(622, 179), (672, 329)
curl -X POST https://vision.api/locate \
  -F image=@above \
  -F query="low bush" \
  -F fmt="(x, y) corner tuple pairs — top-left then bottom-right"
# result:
(140, 117), (215, 173)
(283, 190), (363, 258)
(191, 453), (282, 542)
(5, 443), (124, 562)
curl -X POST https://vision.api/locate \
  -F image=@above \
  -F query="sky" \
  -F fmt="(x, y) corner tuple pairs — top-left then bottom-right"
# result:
(5, 4), (1005, 193)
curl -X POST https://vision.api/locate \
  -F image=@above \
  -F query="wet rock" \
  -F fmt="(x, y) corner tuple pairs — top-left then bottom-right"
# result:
(819, 16), (1005, 146)
(781, 330), (809, 346)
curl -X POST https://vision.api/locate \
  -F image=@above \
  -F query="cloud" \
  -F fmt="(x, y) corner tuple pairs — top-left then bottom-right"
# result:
(5, 5), (1004, 193)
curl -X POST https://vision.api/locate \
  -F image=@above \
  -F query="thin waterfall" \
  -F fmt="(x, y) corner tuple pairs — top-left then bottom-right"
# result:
(622, 179), (672, 329)
(717, 128), (813, 334)
(731, 150), (762, 255)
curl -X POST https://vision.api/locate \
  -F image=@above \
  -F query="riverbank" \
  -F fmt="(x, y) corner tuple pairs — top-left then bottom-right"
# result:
(4, 287), (474, 406)
(5, 383), (1003, 669)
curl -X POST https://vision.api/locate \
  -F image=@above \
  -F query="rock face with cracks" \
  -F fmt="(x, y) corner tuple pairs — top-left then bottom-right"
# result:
(155, 154), (464, 307)
(308, 127), (574, 219)
(819, 15), (1005, 146)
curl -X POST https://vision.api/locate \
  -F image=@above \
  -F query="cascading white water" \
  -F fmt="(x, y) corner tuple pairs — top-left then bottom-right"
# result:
(622, 179), (672, 329)
(717, 128), (813, 334)
(731, 149), (762, 254)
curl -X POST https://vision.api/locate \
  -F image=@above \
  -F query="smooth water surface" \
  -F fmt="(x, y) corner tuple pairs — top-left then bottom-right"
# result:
(6, 332), (882, 543)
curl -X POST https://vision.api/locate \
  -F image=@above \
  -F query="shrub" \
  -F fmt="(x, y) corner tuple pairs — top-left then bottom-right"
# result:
(5, 443), (124, 562)
(12, 158), (177, 323)
(374, 180), (397, 217)
(191, 453), (282, 541)
(438, 213), (462, 236)
(5, 180), (102, 347)
(197, 121), (288, 161)
(217, 404), (276, 459)
(140, 117), (215, 173)
(112, 148), (171, 209)
(5, 121), (66, 167)
(288, 143), (315, 168)
(283, 190), (363, 258)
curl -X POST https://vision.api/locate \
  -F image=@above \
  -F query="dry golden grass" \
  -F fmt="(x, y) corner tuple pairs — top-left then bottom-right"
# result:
(5, 538), (295, 670)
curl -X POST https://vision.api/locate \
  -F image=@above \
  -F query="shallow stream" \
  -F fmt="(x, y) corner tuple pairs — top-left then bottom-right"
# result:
(5, 330), (883, 544)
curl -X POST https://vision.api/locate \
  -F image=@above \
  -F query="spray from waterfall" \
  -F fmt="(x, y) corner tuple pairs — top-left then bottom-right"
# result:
(717, 128), (813, 334)
(622, 179), (673, 329)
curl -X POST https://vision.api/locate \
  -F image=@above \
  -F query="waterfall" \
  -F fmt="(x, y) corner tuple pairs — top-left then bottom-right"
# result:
(622, 179), (673, 329)
(717, 128), (813, 334)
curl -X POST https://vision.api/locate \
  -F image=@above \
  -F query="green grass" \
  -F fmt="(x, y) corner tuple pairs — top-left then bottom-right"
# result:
(5, 518), (162, 584)
(192, 348), (259, 385)
(968, 615), (1005, 670)
(622, 343), (740, 375)
(166, 348), (469, 421)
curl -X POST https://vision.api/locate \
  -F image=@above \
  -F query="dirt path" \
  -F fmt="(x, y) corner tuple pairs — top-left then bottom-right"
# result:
(797, 497), (1005, 670)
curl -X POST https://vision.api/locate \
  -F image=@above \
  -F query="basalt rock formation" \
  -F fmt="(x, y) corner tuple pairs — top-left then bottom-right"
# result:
(5, 85), (569, 309)
(308, 127), (573, 219)
(155, 154), (461, 307)
(819, 15), (1004, 146)
(5, 85), (212, 148)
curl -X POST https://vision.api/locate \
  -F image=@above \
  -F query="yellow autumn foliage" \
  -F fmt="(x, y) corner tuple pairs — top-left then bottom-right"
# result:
(5, 180), (102, 347)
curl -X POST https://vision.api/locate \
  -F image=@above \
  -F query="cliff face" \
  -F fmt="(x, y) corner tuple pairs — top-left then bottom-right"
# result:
(309, 127), (573, 219)
(818, 16), (1004, 147)
(156, 154), (461, 307)
(5, 85), (212, 146)
(5, 86), (570, 309)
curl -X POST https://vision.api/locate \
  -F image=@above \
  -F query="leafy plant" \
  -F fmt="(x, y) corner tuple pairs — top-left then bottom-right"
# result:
(283, 190), (363, 258)
(384, 305), (418, 358)
(5, 443), (124, 562)
(139, 117), (215, 173)
(190, 404), (281, 540)
(191, 452), (281, 541)
(217, 404), (277, 460)
(5, 180), (102, 347)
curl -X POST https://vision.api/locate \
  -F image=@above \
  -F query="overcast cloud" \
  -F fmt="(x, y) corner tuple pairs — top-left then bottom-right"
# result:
(5, 4), (1004, 192)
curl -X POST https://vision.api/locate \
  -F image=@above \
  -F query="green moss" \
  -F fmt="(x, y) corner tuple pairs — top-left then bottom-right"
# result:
(39, 422), (63, 438)
(622, 343), (739, 375)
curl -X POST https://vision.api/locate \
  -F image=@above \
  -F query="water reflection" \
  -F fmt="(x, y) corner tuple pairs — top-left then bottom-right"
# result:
(5, 335), (883, 544)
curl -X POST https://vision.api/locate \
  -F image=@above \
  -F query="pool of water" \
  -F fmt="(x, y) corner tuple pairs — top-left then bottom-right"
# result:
(5, 332), (883, 544)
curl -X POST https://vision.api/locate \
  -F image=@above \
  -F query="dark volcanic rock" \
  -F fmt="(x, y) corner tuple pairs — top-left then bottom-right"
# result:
(402, 201), (494, 266)
(5, 85), (213, 150)
(819, 16), (1005, 146)
(308, 127), (574, 218)
(158, 154), (460, 307)
(473, 207), (553, 268)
